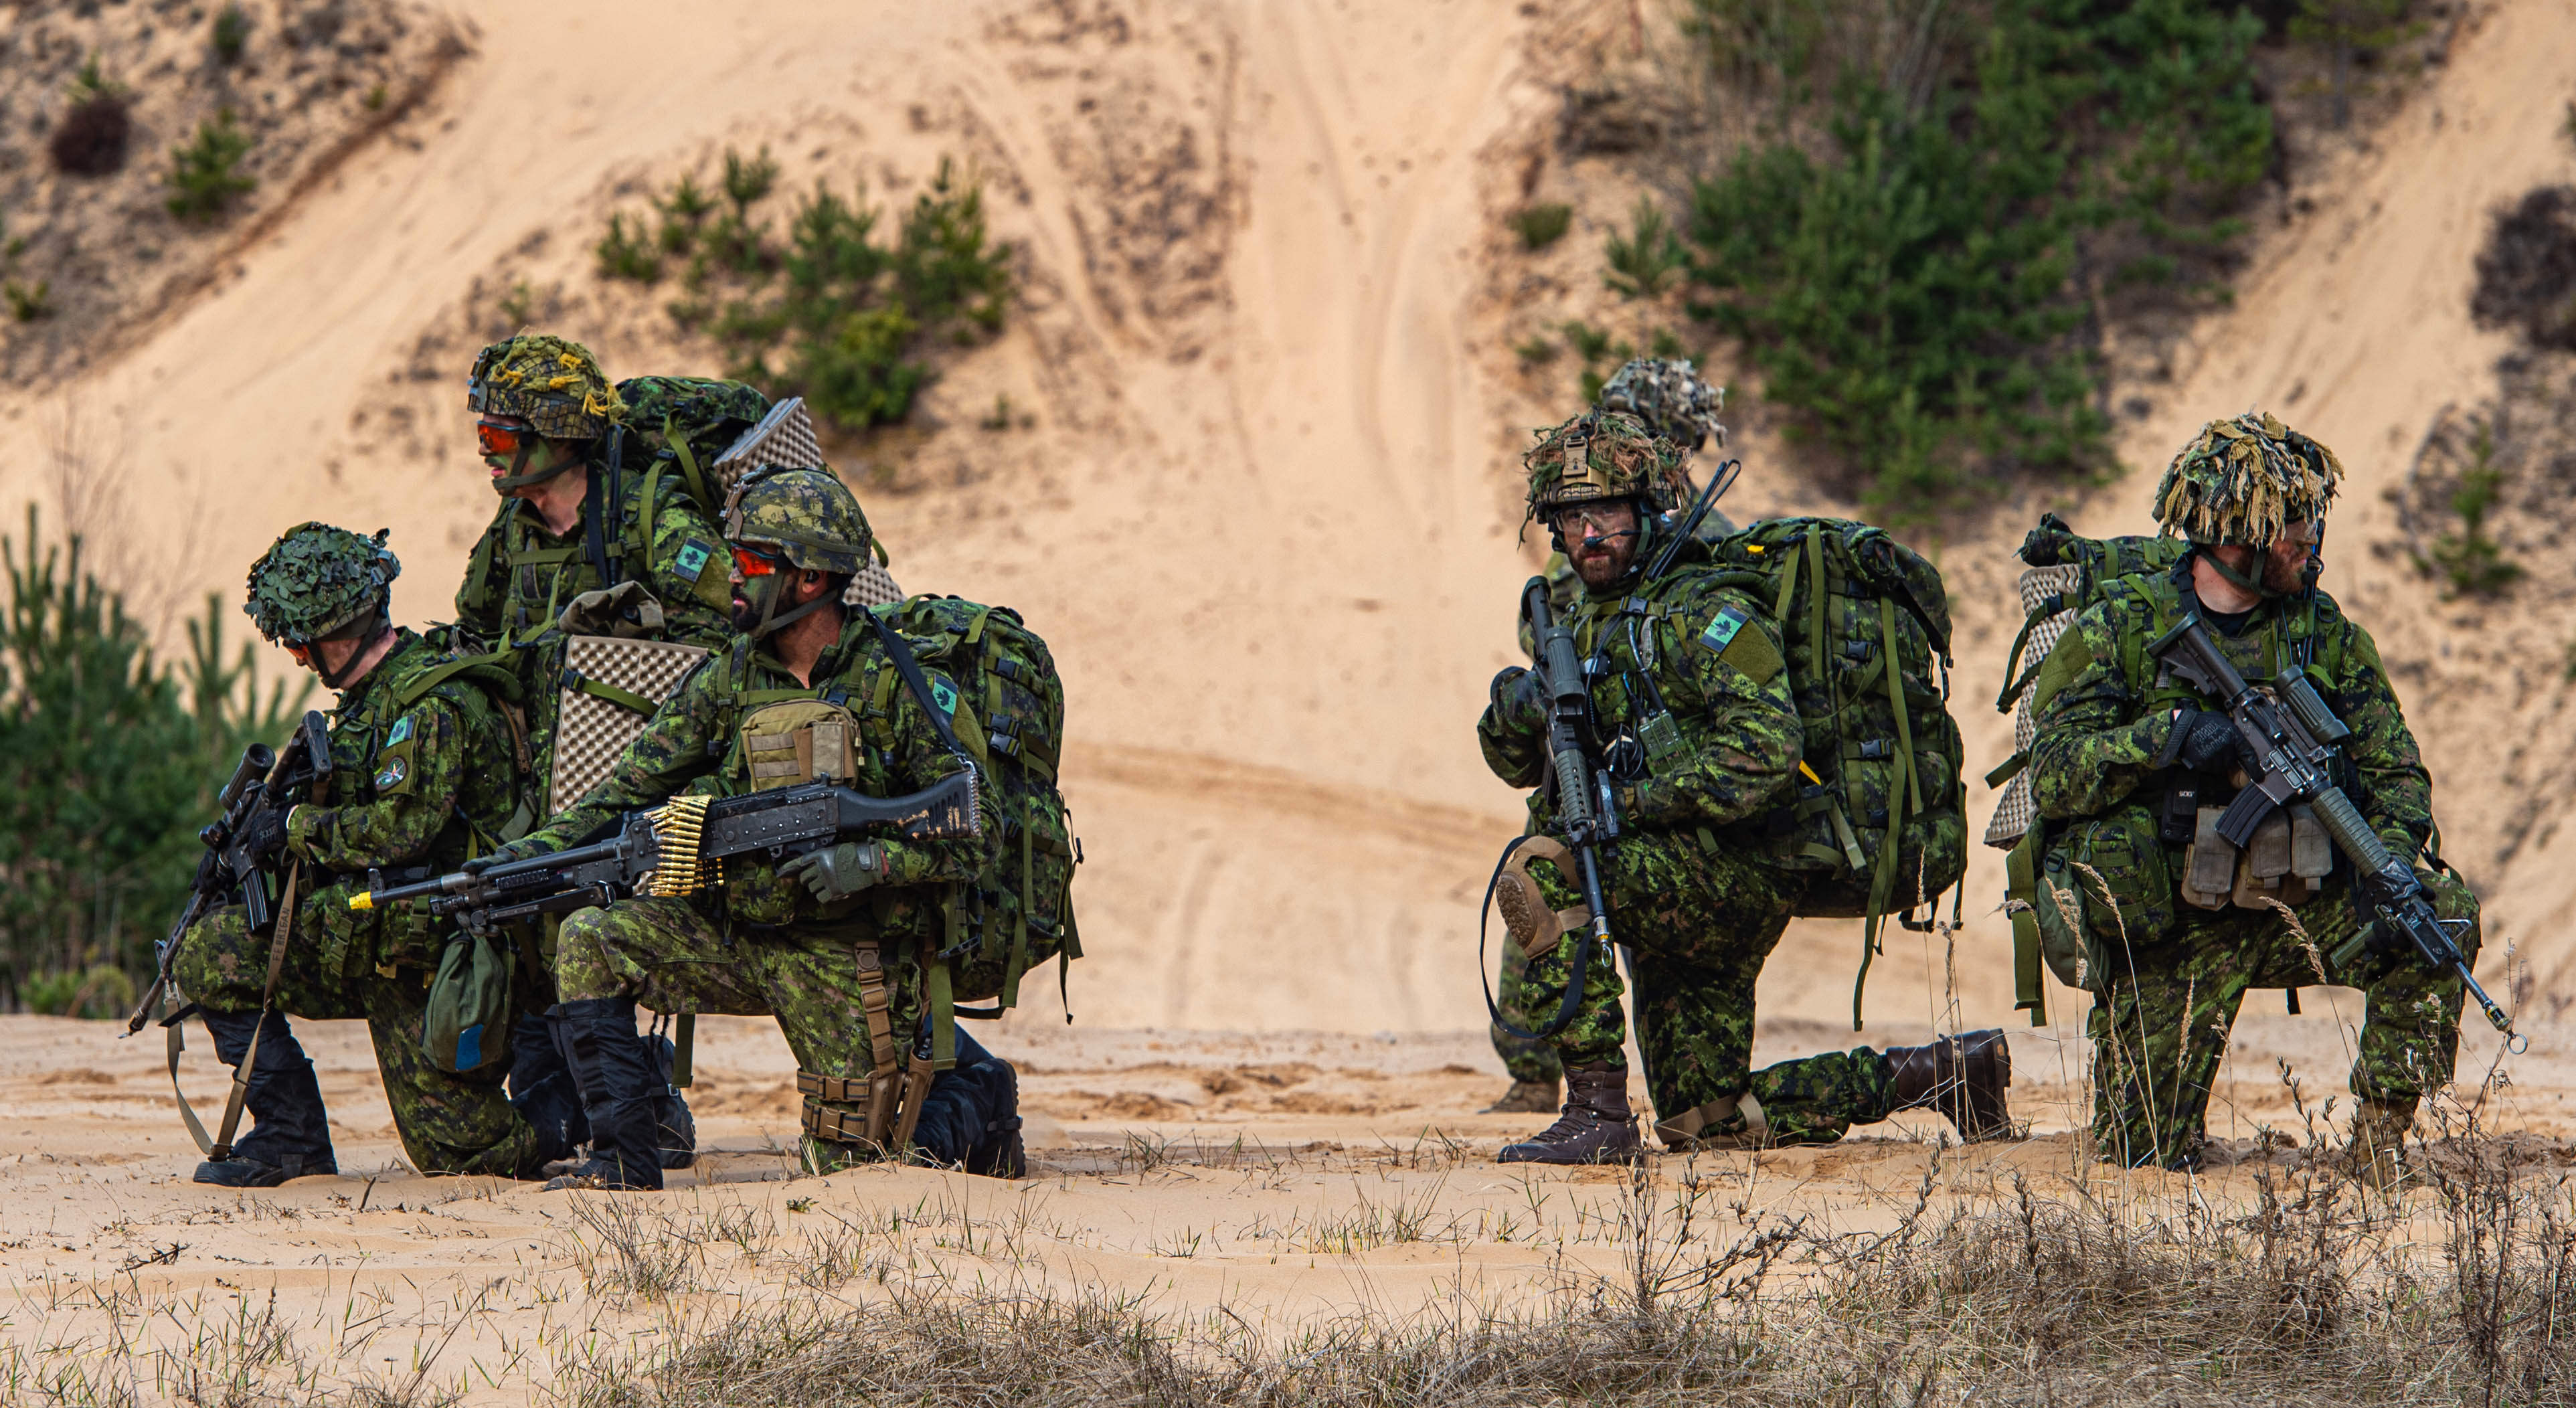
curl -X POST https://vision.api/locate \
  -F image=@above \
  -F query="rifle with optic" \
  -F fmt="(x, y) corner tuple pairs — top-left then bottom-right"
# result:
(2148, 614), (2522, 1049)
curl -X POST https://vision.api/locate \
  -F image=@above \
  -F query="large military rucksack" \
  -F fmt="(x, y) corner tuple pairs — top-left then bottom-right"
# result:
(1697, 517), (1967, 1028)
(1986, 513), (2186, 1022)
(875, 596), (1080, 1019)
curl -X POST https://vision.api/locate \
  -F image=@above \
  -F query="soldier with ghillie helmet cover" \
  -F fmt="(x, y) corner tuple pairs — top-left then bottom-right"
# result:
(1476, 414), (2011, 1164)
(478, 466), (1023, 1189)
(2027, 412), (2478, 1182)
(456, 335), (736, 1169)
(171, 524), (577, 1186)
(1485, 359), (1740, 1117)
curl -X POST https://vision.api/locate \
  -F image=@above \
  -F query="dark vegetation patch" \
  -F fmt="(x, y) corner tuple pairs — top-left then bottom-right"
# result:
(2470, 185), (2576, 353)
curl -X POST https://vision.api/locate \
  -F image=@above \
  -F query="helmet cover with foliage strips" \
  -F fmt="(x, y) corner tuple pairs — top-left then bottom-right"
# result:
(1523, 410), (1689, 522)
(2154, 411), (2344, 547)
(466, 335), (626, 441)
(724, 466), (873, 576)
(244, 522), (401, 645)
(1596, 359), (1726, 452)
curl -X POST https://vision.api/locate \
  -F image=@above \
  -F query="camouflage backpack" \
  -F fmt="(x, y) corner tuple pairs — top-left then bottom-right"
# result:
(1698, 517), (1967, 1028)
(1985, 513), (2188, 1021)
(875, 596), (1080, 1017)
(610, 376), (773, 518)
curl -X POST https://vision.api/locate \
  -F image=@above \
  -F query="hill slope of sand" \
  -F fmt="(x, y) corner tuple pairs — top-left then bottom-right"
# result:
(0, 0), (2569, 1043)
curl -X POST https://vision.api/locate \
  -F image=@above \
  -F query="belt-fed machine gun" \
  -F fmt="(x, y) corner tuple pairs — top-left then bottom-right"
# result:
(351, 773), (982, 931)
(2149, 614), (2522, 1050)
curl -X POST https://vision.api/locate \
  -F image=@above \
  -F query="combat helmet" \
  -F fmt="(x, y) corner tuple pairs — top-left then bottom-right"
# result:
(1523, 410), (1691, 526)
(1596, 359), (1726, 452)
(2154, 411), (2344, 548)
(244, 522), (400, 660)
(725, 466), (874, 576)
(467, 335), (625, 442)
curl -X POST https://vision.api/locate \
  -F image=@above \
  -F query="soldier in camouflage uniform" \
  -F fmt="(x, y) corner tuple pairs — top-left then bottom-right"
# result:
(458, 336), (739, 1164)
(1486, 360), (1738, 1115)
(174, 525), (573, 1186)
(491, 468), (1020, 1189)
(1476, 414), (2011, 1163)
(2027, 413), (2476, 1177)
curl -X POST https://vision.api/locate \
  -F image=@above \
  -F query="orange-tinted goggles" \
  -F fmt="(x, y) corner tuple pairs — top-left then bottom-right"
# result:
(477, 419), (529, 457)
(730, 543), (784, 577)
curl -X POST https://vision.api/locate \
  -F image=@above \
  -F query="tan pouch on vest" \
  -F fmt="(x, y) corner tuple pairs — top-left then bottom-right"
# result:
(740, 699), (861, 791)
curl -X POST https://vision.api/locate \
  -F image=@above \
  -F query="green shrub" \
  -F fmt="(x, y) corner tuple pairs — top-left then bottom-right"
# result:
(1511, 202), (1573, 250)
(1679, 0), (2272, 523)
(596, 211), (661, 283)
(24, 964), (133, 1019)
(2419, 420), (2522, 596)
(5, 280), (50, 323)
(165, 110), (257, 222)
(1604, 197), (1685, 298)
(212, 5), (252, 65)
(618, 151), (1013, 432)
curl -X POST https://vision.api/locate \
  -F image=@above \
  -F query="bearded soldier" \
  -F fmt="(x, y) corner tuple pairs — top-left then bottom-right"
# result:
(1485, 359), (1737, 1116)
(457, 335), (736, 1166)
(2027, 413), (2477, 1179)
(1476, 413), (2011, 1163)
(173, 525), (572, 1185)
(487, 468), (1020, 1189)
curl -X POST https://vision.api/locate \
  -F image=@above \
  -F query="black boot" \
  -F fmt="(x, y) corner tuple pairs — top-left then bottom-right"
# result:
(509, 1008), (587, 1172)
(1498, 1062), (1642, 1164)
(1887, 1029), (2015, 1142)
(194, 1009), (336, 1186)
(905, 1033), (1027, 1178)
(545, 998), (665, 1191)
(642, 1031), (698, 1170)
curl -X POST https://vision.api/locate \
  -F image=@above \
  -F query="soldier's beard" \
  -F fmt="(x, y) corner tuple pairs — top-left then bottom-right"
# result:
(730, 576), (783, 634)
(1569, 532), (1639, 588)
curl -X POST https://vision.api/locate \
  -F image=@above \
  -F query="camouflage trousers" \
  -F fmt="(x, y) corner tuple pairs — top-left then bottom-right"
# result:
(2086, 863), (2478, 1170)
(170, 881), (545, 1177)
(555, 897), (924, 1162)
(1527, 835), (1896, 1144)
(1490, 934), (1563, 1085)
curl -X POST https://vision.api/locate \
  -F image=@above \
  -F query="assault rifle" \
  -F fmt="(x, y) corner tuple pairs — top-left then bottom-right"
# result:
(126, 711), (335, 1034)
(2148, 614), (2523, 1049)
(351, 772), (982, 932)
(1501, 578), (1620, 1038)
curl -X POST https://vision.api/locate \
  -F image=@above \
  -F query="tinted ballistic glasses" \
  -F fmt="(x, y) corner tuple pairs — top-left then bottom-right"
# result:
(731, 543), (788, 578)
(476, 419), (530, 457)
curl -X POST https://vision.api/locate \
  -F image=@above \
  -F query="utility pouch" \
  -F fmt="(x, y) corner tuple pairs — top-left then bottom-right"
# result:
(1636, 709), (1685, 769)
(2040, 802), (2174, 958)
(738, 699), (863, 791)
(2158, 787), (2200, 847)
(422, 929), (514, 1075)
(2181, 806), (2235, 909)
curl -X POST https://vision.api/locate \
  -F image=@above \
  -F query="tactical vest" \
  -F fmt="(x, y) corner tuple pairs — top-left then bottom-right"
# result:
(458, 463), (696, 641)
(1999, 538), (2356, 1020)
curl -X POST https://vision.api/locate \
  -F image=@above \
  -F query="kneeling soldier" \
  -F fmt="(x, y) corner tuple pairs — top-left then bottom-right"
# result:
(2029, 414), (2479, 1178)
(177, 523), (569, 1185)
(1477, 413), (2010, 1162)
(497, 468), (1021, 1190)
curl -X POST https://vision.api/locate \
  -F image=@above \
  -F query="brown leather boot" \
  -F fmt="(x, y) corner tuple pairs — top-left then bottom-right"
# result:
(2350, 1096), (2414, 1195)
(1498, 1063), (1642, 1164)
(1482, 1078), (1561, 1115)
(1887, 1029), (2015, 1142)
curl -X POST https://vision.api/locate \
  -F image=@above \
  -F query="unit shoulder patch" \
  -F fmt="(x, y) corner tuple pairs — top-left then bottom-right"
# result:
(673, 540), (714, 583)
(930, 679), (960, 716)
(384, 715), (414, 748)
(1697, 602), (1751, 654)
(374, 756), (410, 791)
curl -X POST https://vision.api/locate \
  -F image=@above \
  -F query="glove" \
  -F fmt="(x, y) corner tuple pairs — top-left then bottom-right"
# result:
(780, 841), (885, 903)
(464, 837), (554, 875)
(2168, 709), (2251, 776)
(238, 806), (292, 865)
(1488, 667), (1545, 737)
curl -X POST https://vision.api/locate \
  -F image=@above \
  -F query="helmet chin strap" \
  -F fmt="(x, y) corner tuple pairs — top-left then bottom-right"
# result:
(489, 438), (585, 495)
(2198, 542), (2291, 600)
(745, 571), (842, 640)
(313, 615), (392, 691)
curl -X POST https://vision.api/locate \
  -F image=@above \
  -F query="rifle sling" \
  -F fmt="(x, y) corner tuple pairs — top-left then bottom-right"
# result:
(203, 862), (301, 1162)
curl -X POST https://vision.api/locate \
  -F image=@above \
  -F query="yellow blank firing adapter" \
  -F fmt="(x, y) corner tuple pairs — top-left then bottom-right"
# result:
(349, 891), (374, 911)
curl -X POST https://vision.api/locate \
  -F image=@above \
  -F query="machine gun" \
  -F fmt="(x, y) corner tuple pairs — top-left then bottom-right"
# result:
(126, 712), (334, 1034)
(351, 772), (983, 932)
(2148, 614), (2522, 1049)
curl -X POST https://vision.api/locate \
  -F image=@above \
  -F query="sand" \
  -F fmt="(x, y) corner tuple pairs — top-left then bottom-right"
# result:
(1, 0), (2574, 1395)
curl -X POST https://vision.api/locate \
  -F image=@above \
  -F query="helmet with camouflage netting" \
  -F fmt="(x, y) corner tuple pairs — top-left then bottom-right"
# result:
(243, 522), (401, 646)
(1523, 410), (1690, 525)
(2153, 410), (2345, 547)
(466, 334), (625, 441)
(724, 466), (873, 576)
(1596, 359), (1726, 452)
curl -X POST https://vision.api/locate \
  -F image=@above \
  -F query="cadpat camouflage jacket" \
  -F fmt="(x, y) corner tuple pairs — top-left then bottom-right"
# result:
(282, 628), (523, 879)
(523, 614), (993, 928)
(2028, 555), (2432, 859)
(1480, 564), (1804, 837)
